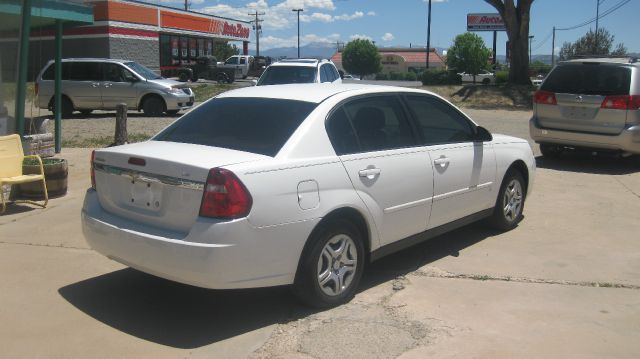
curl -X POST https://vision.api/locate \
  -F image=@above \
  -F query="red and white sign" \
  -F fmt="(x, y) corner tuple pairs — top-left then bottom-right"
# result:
(467, 13), (505, 31)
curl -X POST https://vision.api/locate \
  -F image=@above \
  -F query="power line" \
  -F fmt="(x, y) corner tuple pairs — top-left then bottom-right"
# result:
(556, 0), (630, 31)
(532, 30), (552, 51)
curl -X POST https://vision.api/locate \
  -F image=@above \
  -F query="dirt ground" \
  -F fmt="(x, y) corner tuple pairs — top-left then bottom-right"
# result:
(1, 109), (639, 358)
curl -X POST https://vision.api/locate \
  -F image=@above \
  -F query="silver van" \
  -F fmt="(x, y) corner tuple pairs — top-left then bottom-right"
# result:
(36, 58), (194, 117)
(530, 57), (640, 157)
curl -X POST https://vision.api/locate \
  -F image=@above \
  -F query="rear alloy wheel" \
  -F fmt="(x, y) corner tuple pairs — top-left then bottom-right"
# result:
(142, 96), (165, 116)
(217, 73), (228, 84)
(540, 143), (562, 158)
(293, 220), (364, 308)
(489, 171), (526, 231)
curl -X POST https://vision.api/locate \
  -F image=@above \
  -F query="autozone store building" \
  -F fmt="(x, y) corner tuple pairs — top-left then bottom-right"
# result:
(16, 0), (251, 79)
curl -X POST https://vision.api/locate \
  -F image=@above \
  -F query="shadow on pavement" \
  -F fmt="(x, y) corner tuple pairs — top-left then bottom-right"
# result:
(58, 222), (497, 349)
(536, 153), (639, 175)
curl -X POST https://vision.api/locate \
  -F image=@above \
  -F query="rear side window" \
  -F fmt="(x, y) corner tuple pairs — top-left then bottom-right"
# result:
(67, 62), (102, 81)
(542, 64), (631, 95)
(339, 95), (416, 153)
(326, 107), (359, 155)
(154, 98), (317, 157)
(41, 63), (71, 80)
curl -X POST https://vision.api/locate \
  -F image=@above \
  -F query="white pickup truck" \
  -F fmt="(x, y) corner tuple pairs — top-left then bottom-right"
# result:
(218, 55), (254, 79)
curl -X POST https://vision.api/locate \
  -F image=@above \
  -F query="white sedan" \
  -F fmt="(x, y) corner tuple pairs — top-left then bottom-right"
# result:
(459, 70), (495, 84)
(82, 84), (535, 308)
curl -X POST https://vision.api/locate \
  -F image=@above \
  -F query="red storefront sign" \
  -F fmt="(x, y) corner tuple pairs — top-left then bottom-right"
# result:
(467, 13), (506, 31)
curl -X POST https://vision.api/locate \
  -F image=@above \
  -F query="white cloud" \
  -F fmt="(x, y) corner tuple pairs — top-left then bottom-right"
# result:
(367, 11), (376, 16)
(156, 0), (205, 4)
(259, 33), (340, 49)
(197, 1), (370, 30)
(381, 32), (394, 42)
(350, 34), (372, 41)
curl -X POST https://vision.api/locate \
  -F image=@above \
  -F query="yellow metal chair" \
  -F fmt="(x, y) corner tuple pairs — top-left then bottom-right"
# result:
(0, 134), (48, 213)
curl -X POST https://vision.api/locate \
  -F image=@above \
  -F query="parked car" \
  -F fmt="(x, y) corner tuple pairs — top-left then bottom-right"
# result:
(36, 58), (194, 117)
(176, 56), (236, 84)
(256, 59), (342, 86)
(458, 70), (495, 84)
(82, 84), (535, 308)
(219, 55), (253, 79)
(530, 57), (640, 157)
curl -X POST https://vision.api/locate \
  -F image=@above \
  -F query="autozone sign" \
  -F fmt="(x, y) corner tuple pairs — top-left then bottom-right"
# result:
(467, 13), (506, 31)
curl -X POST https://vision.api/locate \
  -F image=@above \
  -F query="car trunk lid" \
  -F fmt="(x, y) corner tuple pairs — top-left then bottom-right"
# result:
(92, 141), (268, 233)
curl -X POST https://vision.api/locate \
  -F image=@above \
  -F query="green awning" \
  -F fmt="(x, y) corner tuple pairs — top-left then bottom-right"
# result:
(0, 0), (94, 30)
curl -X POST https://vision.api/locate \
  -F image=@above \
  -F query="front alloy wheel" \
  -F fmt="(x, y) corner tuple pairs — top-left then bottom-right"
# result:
(502, 179), (523, 223)
(488, 170), (526, 230)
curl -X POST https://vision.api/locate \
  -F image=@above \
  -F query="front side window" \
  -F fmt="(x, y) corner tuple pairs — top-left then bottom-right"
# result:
(154, 97), (317, 157)
(339, 95), (416, 153)
(67, 62), (102, 81)
(405, 95), (475, 145)
(124, 61), (162, 80)
(104, 63), (134, 82)
(320, 65), (329, 83)
(257, 66), (317, 85)
(226, 57), (239, 65)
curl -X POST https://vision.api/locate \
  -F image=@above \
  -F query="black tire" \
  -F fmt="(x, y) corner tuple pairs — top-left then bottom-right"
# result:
(142, 96), (165, 116)
(293, 219), (365, 308)
(178, 72), (189, 82)
(217, 73), (228, 84)
(51, 96), (74, 118)
(488, 170), (526, 231)
(540, 143), (562, 158)
(191, 75), (198, 83)
(79, 109), (93, 116)
(166, 109), (179, 116)
(482, 77), (491, 85)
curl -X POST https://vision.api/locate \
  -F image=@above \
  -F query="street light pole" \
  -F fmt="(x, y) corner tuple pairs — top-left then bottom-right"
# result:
(292, 9), (304, 58)
(529, 35), (534, 64)
(426, 0), (431, 69)
(595, 0), (601, 53)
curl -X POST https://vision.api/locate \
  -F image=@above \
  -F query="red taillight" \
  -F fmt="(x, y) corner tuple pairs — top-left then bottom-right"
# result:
(534, 90), (557, 105)
(601, 95), (640, 110)
(90, 150), (96, 189)
(199, 168), (252, 219)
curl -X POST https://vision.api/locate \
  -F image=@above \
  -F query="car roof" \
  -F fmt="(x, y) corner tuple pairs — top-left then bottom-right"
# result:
(561, 57), (639, 65)
(216, 83), (436, 103)
(51, 58), (131, 64)
(269, 59), (331, 67)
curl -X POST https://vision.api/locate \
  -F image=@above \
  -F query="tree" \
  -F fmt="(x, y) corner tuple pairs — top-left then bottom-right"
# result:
(446, 32), (492, 83)
(342, 39), (382, 79)
(485, 0), (534, 85)
(213, 42), (239, 61)
(559, 28), (627, 60)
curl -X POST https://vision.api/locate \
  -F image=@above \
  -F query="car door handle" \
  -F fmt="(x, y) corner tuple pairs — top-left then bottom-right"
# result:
(91, 82), (100, 88)
(358, 168), (381, 177)
(434, 157), (450, 167)
(103, 83), (112, 88)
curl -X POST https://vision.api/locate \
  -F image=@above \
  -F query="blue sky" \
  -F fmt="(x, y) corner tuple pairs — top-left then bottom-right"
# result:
(153, 0), (637, 55)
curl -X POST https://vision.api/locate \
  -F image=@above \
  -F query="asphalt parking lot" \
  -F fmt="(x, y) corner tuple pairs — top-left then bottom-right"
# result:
(1, 108), (639, 358)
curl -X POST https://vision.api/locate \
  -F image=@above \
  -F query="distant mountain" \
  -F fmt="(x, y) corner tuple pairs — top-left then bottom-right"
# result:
(249, 42), (337, 59)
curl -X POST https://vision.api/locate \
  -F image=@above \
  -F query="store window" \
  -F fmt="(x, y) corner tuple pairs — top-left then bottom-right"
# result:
(0, 7), (21, 135)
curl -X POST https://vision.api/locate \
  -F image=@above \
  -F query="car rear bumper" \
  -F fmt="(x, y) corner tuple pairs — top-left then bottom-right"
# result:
(530, 118), (640, 154)
(82, 189), (317, 289)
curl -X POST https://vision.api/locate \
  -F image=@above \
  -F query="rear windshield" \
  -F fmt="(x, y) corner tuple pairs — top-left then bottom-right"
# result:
(542, 63), (631, 96)
(258, 66), (317, 85)
(154, 97), (317, 156)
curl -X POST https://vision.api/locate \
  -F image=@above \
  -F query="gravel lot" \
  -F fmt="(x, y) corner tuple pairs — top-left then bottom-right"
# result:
(1, 106), (639, 358)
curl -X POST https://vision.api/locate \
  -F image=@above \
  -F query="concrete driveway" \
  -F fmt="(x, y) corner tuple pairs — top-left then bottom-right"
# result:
(1, 109), (639, 358)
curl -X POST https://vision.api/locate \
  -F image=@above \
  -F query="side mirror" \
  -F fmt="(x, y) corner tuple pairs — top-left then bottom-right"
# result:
(251, 80), (258, 86)
(338, 70), (345, 79)
(474, 126), (493, 142)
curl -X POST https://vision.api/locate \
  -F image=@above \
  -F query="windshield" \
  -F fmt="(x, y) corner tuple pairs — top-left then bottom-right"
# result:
(154, 97), (318, 156)
(124, 61), (163, 80)
(258, 66), (317, 85)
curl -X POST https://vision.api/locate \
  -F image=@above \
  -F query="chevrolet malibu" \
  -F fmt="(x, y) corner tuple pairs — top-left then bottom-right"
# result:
(82, 84), (535, 308)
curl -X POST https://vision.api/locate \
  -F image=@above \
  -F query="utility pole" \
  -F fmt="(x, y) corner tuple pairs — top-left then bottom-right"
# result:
(595, 0), (601, 53)
(426, 0), (432, 69)
(552, 26), (556, 67)
(529, 35), (534, 64)
(248, 11), (265, 56)
(184, 0), (188, 11)
(292, 9), (304, 58)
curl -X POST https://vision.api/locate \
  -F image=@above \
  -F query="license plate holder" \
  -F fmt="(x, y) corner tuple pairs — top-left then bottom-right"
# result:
(129, 177), (163, 211)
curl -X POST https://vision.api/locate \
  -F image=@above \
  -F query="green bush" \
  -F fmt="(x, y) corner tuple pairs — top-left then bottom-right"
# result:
(375, 73), (388, 80)
(404, 72), (418, 81)
(421, 70), (461, 85)
(495, 70), (509, 84)
(389, 72), (403, 81)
